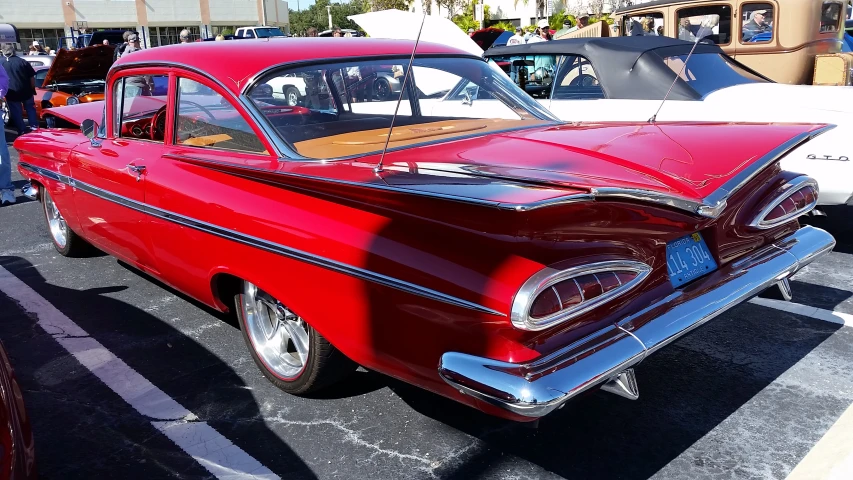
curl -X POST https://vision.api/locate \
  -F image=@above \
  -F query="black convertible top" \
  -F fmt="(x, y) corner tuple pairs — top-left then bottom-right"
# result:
(485, 36), (755, 101)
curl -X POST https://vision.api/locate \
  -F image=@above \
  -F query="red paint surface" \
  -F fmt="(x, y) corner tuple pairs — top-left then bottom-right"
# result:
(12, 44), (821, 420)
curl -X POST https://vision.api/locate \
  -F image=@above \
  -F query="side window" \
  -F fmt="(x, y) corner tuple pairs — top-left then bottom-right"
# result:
(114, 74), (169, 142)
(677, 5), (732, 44)
(741, 4), (774, 43)
(35, 70), (47, 88)
(245, 30), (255, 38)
(175, 78), (267, 153)
(623, 13), (664, 37)
(820, 1), (843, 33)
(553, 56), (604, 100)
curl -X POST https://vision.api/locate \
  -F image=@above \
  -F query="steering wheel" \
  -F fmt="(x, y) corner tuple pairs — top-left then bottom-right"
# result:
(179, 100), (216, 122)
(151, 106), (168, 141)
(569, 74), (599, 87)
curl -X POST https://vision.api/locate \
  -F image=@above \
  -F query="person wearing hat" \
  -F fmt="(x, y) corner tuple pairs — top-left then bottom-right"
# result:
(507, 26), (525, 45)
(527, 19), (551, 43)
(577, 14), (591, 29)
(742, 9), (772, 41)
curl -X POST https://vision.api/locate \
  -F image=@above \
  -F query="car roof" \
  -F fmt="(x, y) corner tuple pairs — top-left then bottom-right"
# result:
(485, 36), (744, 100)
(614, 0), (737, 14)
(111, 37), (473, 95)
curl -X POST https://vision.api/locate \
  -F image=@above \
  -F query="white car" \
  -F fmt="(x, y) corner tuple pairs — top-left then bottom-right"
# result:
(483, 36), (853, 207)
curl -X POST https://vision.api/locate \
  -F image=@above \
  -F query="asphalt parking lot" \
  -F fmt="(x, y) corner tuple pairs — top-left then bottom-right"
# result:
(2, 135), (853, 480)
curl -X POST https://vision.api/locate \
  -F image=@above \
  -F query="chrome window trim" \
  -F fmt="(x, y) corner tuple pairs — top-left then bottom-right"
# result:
(19, 162), (504, 317)
(511, 260), (652, 331)
(109, 61), (286, 158)
(749, 175), (819, 230)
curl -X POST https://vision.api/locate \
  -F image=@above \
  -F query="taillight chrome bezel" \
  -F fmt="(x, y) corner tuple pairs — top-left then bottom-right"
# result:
(749, 176), (819, 230)
(511, 260), (651, 331)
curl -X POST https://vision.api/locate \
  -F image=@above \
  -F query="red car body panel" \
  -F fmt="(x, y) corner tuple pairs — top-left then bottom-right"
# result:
(0, 342), (37, 480)
(12, 39), (834, 420)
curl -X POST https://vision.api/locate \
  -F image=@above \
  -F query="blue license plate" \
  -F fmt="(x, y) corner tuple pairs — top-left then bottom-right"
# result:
(666, 232), (718, 288)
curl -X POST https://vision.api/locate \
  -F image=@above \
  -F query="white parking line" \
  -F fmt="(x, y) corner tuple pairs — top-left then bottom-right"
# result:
(0, 266), (279, 480)
(786, 401), (853, 480)
(749, 297), (853, 328)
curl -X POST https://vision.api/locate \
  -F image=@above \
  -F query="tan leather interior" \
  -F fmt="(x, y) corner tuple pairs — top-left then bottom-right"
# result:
(293, 118), (547, 158)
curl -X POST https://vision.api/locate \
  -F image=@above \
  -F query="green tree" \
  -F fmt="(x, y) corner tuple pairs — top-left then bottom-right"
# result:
(452, 1), (490, 31)
(363, 0), (413, 11)
(289, 0), (366, 36)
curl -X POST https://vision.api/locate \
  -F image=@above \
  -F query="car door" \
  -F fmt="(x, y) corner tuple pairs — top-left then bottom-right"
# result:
(69, 70), (171, 273)
(143, 71), (278, 303)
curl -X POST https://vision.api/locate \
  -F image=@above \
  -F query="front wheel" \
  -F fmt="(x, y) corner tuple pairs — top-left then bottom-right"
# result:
(284, 86), (300, 106)
(42, 189), (91, 257)
(235, 281), (355, 394)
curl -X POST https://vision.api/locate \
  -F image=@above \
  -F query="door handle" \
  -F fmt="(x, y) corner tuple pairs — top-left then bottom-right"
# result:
(126, 164), (147, 182)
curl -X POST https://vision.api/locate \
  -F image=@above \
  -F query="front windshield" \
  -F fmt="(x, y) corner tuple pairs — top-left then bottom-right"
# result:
(246, 56), (558, 159)
(659, 52), (767, 96)
(255, 27), (286, 38)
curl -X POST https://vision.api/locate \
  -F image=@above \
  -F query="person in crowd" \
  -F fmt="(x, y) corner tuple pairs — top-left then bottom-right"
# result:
(307, 27), (318, 37)
(215, 34), (225, 41)
(0, 63), (14, 206)
(527, 20), (550, 43)
(1, 43), (38, 137)
(577, 15), (590, 29)
(103, 39), (110, 45)
(332, 27), (342, 37)
(679, 17), (696, 41)
(113, 30), (134, 62)
(344, 31), (353, 38)
(657, 26), (664, 36)
(468, 28), (475, 36)
(641, 17), (657, 35)
(507, 26), (525, 45)
(122, 33), (142, 58)
(179, 29), (191, 44)
(742, 9), (771, 41)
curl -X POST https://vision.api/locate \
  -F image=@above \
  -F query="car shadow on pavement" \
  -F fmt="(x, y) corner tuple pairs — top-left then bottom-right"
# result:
(0, 255), (319, 479)
(387, 303), (843, 480)
(802, 207), (853, 255)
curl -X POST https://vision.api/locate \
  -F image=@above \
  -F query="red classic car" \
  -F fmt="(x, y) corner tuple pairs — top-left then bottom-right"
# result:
(0, 341), (36, 480)
(14, 39), (836, 421)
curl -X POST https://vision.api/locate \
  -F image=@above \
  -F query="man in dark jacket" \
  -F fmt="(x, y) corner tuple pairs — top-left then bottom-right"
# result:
(1, 43), (38, 136)
(113, 30), (135, 62)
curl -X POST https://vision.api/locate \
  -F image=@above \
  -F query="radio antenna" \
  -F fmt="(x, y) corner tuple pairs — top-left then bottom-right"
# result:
(374, 13), (427, 174)
(649, 14), (719, 124)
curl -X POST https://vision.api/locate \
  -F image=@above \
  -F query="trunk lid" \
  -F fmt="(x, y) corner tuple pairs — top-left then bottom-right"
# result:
(384, 121), (827, 202)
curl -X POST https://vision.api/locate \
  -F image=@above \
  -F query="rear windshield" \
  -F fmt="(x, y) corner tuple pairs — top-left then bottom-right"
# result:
(659, 52), (767, 96)
(246, 56), (557, 159)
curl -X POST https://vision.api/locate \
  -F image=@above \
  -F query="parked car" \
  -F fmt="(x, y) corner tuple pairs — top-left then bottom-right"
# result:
(613, 0), (849, 85)
(0, 341), (37, 480)
(15, 39), (836, 421)
(485, 36), (853, 207)
(234, 26), (287, 39)
(17, 54), (52, 68)
(35, 44), (113, 126)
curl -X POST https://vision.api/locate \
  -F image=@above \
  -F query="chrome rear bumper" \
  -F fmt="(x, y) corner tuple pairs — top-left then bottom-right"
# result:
(438, 226), (836, 418)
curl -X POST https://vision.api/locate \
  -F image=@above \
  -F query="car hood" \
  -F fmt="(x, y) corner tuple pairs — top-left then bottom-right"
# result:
(706, 83), (853, 115)
(42, 45), (114, 86)
(382, 121), (828, 202)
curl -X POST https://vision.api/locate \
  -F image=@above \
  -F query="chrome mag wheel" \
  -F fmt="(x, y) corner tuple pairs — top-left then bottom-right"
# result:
(242, 281), (310, 380)
(44, 190), (68, 249)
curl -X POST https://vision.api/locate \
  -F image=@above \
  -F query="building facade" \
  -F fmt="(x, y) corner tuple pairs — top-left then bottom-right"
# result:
(1, 0), (289, 51)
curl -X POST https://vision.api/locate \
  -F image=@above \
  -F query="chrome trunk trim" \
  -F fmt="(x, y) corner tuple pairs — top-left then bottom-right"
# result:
(438, 225), (835, 418)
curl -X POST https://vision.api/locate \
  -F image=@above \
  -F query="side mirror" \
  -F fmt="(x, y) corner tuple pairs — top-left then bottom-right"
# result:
(80, 119), (101, 147)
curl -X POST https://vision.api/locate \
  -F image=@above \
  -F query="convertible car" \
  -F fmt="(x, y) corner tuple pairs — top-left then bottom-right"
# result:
(35, 44), (113, 125)
(15, 38), (836, 421)
(486, 36), (853, 207)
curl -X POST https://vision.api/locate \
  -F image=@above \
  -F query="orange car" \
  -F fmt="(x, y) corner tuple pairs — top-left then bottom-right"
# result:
(35, 44), (113, 124)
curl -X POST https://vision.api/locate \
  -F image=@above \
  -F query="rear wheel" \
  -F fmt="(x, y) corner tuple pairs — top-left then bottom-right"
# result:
(42, 189), (91, 257)
(235, 281), (355, 394)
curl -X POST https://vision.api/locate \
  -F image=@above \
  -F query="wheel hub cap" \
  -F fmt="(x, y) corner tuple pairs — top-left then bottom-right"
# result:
(243, 282), (309, 379)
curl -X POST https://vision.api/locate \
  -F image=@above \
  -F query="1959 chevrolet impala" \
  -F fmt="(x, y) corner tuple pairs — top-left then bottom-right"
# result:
(14, 38), (836, 421)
